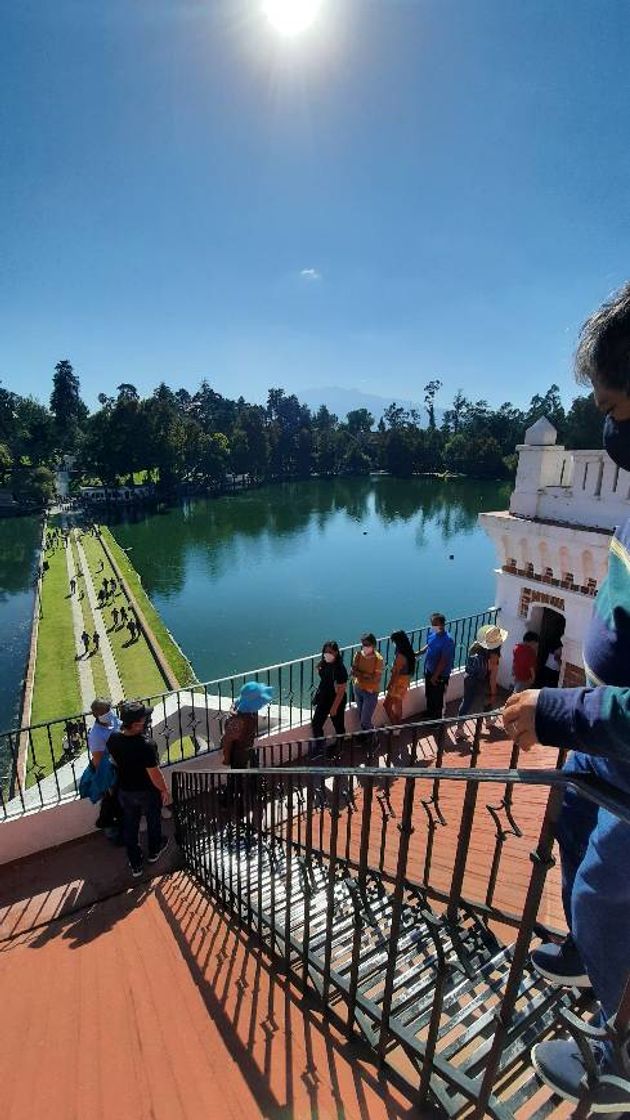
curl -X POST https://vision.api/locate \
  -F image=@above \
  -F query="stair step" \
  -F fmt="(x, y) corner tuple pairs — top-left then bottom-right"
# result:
(193, 824), (599, 1120)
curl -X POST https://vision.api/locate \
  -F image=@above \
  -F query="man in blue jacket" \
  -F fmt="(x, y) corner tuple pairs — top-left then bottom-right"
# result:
(504, 283), (630, 1110)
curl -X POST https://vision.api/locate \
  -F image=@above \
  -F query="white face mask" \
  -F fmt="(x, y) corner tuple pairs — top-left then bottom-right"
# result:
(323, 652), (336, 663)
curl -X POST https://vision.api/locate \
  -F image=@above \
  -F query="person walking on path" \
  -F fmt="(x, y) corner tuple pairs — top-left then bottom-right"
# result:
(351, 633), (384, 732)
(97, 587), (105, 608)
(69, 576), (76, 595)
(127, 617), (137, 642)
(80, 629), (90, 656)
(93, 630), (100, 653)
(383, 631), (416, 727)
(107, 701), (171, 877)
(512, 631), (539, 693)
(454, 623), (506, 743)
(419, 613), (455, 722)
(504, 283), (630, 1109)
(112, 605), (119, 628)
(120, 604), (128, 625)
(311, 641), (348, 742)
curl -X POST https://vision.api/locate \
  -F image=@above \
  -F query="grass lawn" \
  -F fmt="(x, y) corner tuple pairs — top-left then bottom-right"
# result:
(27, 539), (83, 782)
(21, 526), (196, 788)
(100, 526), (196, 688)
(80, 532), (166, 700)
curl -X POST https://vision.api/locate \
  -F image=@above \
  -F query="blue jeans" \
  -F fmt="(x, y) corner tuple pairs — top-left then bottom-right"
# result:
(457, 676), (486, 719)
(353, 686), (378, 731)
(118, 787), (162, 866)
(556, 751), (630, 1021)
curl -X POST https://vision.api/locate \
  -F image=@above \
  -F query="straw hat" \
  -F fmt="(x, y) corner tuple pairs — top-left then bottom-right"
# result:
(476, 623), (508, 650)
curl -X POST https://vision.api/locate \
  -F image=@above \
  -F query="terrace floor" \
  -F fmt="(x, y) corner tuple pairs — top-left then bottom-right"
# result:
(0, 718), (568, 1120)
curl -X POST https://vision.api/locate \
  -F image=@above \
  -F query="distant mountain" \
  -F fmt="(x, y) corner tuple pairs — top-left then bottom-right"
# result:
(298, 386), (433, 425)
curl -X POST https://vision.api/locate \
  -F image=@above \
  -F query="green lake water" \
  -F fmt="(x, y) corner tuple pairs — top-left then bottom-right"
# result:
(108, 477), (510, 684)
(0, 516), (40, 733)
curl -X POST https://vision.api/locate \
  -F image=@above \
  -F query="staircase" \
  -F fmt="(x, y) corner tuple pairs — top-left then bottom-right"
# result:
(173, 748), (630, 1119)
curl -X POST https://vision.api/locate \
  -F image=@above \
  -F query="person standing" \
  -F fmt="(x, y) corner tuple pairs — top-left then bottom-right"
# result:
(383, 630), (416, 726)
(92, 630), (100, 653)
(107, 701), (170, 877)
(87, 697), (120, 767)
(420, 613), (456, 722)
(87, 698), (122, 832)
(69, 576), (76, 595)
(454, 623), (507, 742)
(221, 682), (273, 804)
(504, 283), (630, 1108)
(311, 641), (348, 740)
(112, 605), (119, 628)
(351, 633), (384, 731)
(540, 642), (562, 688)
(512, 631), (539, 693)
(80, 628), (90, 656)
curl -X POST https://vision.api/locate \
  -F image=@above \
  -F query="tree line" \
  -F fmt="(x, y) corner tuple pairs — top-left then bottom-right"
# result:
(0, 361), (604, 504)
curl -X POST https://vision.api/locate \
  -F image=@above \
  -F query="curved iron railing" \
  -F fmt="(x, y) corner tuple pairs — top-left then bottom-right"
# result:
(0, 607), (498, 818)
(173, 721), (630, 1120)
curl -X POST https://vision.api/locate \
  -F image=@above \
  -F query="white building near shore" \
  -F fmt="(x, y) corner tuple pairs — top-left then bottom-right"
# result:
(480, 416), (629, 690)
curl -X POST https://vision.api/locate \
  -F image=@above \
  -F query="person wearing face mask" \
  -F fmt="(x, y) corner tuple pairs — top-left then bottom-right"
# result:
(504, 283), (630, 1110)
(351, 632), (385, 731)
(87, 697), (123, 833)
(311, 641), (348, 741)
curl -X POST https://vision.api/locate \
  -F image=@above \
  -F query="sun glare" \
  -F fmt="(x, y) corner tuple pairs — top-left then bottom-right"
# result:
(262, 0), (323, 37)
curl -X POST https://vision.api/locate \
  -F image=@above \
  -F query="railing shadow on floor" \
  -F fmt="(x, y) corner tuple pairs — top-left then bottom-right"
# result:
(173, 716), (630, 1120)
(154, 870), (434, 1120)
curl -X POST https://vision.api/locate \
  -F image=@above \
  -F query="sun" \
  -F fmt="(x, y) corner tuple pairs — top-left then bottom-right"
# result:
(262, 0), (323, 37)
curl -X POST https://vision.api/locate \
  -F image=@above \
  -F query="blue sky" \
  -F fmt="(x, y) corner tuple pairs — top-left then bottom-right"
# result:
(2, 0), (630, 412)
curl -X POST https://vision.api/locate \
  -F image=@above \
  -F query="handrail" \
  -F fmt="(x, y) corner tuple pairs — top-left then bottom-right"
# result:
(209, 764), (630, 825)
(173, 729), (630, 1118)
(1, 606), (499, 814)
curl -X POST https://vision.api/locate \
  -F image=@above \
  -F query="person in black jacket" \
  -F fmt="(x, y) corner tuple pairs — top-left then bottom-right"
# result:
(311, 641), (348, 741)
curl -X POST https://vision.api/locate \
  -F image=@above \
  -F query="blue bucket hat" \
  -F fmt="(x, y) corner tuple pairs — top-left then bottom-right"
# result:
(236, 681), (274, 713)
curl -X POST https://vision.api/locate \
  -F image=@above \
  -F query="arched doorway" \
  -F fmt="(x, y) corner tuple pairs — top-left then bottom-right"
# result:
(527, 605), (566, 686)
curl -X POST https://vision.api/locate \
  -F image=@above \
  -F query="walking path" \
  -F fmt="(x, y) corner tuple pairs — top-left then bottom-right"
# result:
(65, 542), (94, 712)
(75, 536), (125, 702)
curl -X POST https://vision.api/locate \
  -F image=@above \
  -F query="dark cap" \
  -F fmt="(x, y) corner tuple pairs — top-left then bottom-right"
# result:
(120, 700), (154, 727)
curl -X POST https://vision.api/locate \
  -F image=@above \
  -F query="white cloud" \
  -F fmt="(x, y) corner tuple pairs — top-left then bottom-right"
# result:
(300, 268), (322, 282)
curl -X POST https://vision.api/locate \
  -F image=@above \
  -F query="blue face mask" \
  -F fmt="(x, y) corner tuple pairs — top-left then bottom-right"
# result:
(603, 415), (630, 472)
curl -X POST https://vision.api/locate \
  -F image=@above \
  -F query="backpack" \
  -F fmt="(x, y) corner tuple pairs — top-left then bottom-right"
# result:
(465, 647), (488, 682)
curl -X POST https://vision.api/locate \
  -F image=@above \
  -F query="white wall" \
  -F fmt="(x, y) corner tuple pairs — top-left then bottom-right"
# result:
(0, 673), (467, 867)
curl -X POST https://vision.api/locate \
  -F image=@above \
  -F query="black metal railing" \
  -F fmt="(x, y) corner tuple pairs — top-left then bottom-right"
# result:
(173, 722), (630, 1120)
(0, 607), (498, 818)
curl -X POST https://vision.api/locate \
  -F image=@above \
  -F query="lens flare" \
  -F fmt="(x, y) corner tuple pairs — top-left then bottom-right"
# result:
(262, 0), (323, 37)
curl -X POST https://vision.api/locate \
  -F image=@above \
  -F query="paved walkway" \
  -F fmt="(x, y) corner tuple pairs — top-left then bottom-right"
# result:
(0, 871), (421, 1120)
(65, 542), (94, 712)
(75, 535), (125, 701)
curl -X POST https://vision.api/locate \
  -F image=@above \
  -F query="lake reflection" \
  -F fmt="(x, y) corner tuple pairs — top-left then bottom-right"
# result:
(0, 516), (40, 731)
(107, 477), (510, 683)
